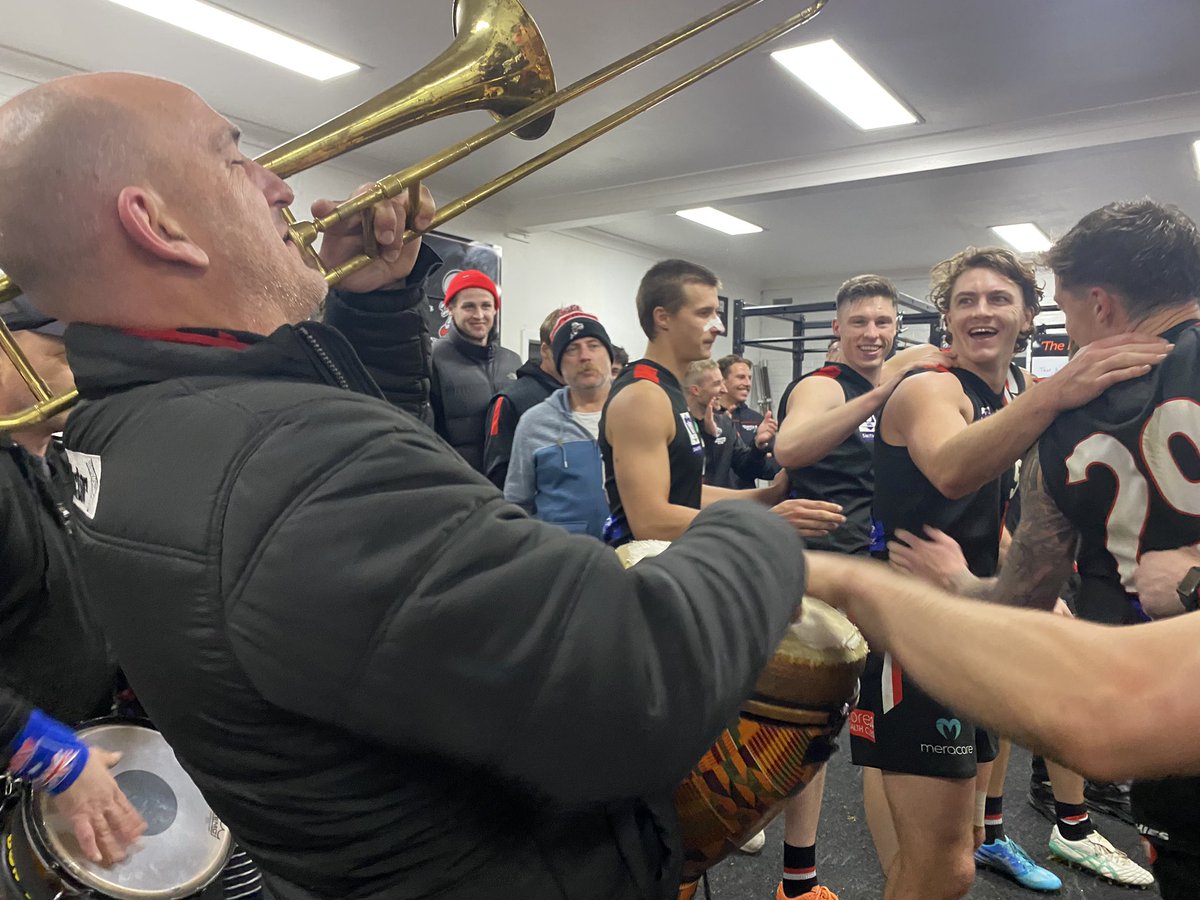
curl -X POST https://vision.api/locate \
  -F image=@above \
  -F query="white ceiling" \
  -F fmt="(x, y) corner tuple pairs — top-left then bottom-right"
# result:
(2, 0), (1199, 288)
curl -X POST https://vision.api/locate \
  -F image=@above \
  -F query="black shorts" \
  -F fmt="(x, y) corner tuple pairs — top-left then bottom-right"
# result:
(1140, 832), (1200, 900)
(1133, 776), (1200, 900)
(850, 650), (998, 779)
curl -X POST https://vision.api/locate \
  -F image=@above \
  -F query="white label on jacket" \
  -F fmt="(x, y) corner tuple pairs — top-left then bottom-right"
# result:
(65, 449), (102, 519)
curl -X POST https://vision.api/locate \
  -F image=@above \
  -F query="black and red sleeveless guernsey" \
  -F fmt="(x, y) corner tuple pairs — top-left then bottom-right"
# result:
(1039, 320), (1200, 863)
(1039, 320), (1200, 625)
(778, 363), (876, 554)
(873, 367), (1017, 577)
(599, 359), (704, 546)
(851, 365), (1021, 779)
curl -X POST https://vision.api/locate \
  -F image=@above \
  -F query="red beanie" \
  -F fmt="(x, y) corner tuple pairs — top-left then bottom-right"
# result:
(443, 269), (500, 309)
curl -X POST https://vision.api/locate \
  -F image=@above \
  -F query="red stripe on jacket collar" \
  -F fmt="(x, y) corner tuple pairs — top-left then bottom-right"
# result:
(122, 328), (254, 350)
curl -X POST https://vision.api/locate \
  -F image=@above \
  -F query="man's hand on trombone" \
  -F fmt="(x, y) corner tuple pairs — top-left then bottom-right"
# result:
(313, 182), (436, 293)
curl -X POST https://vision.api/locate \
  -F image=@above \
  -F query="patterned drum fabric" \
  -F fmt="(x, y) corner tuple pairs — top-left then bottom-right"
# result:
(615, 540), (867, 896)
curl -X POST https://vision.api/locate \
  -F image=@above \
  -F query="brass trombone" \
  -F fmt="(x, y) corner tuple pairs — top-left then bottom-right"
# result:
(0, 0), (828, 431)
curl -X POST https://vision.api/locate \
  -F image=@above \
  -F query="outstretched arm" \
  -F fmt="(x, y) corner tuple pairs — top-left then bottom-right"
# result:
(806, 551), (1200, 781)
(774, 374), (886, 469)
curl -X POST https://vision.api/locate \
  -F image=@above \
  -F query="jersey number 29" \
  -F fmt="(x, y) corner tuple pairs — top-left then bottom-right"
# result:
(1065, 398), (1200, 587)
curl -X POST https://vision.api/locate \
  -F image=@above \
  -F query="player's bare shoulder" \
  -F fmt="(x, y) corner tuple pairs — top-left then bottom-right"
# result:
(881, 367), (974, 445)
(887, 366), (965, 413)
(605, 378), (674, 440)
(788, 367), (847, 415)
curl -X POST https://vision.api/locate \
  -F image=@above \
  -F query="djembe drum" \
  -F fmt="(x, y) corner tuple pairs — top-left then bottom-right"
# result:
(615, 541), (867, 900)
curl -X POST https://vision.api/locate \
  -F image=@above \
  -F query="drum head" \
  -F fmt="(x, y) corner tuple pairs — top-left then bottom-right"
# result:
(783, 596), (869, 663)
(29, 722), (230, 899)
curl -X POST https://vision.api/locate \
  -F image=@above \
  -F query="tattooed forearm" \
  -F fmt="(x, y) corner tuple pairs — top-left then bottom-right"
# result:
(984, 446), (1078, 610)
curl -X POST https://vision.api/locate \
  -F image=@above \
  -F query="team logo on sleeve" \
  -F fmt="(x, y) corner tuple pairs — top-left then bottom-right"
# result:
(859, 415), (877, 442)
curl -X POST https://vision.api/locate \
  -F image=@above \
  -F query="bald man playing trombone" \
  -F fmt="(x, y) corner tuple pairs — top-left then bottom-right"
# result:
(0, 72), (828, 900)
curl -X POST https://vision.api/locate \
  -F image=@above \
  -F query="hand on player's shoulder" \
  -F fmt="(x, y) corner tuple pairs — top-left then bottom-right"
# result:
(1043, 333), (1172, 411)
(884, 342), (952, 380)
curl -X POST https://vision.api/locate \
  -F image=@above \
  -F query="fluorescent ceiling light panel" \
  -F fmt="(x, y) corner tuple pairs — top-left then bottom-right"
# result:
(1193, 138), (1200, 180)
(105, 0), (359, 81)
(991, 223), (1053, 253)
(676, 207), (763, 235)
(771, 39), (917, 130)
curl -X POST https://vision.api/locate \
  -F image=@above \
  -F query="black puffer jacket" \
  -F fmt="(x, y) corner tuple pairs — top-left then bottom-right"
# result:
(430, 322), (520, 471)
(323, 248), (438, 423)
(61, 315), (806, 900)
(482, 358), (562, 488)
(0, 439), (113, 758)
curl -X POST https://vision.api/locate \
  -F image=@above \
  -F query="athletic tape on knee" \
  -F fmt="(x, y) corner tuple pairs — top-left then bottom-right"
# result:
(6, 709), (90, 795)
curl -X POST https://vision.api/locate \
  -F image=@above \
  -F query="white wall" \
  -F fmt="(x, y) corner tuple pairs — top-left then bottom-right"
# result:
(450, 211), (759, 362)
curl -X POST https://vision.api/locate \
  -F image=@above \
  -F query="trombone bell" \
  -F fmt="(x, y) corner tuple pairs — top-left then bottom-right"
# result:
(0, 0), (556, 431)
(0, 0), (833, 434)
(257, 0), (555, 178)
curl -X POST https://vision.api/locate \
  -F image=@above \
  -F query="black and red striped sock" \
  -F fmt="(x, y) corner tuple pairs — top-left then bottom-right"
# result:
(1054, 800), (1095, 841)
(984, 795), (1006, 843)
(782, 842), (817, 897)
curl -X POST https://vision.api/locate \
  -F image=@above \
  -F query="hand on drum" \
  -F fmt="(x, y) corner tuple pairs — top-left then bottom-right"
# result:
(51, 748), (146, 866)
(770, 498), (844, 538)
(314, 182), (436, 293)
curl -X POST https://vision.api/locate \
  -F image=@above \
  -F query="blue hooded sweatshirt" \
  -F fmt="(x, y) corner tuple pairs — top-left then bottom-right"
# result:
(504, 387), (608, 539)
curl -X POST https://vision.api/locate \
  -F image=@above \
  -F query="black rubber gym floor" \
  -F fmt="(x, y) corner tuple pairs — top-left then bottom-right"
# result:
(703, 744), (1150, 899)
